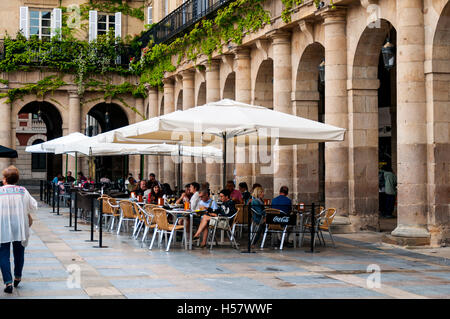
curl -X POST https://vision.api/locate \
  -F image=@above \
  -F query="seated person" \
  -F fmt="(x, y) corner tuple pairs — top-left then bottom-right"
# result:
(100, 176), (111, 184)
(135, 180), (148, 196)
(148, 184), (164, 204)
(57, 176), (66, 194)
(82, 176), (95, 190)
(189, 182), (201, 211)
(193, 189), (229, 247)
(239, 182), (251, 205)
(176, 183), (192, 205)
(226, 180), (243, 204)
(271, 186), (292, 215)
(126, 176), (138, 193)
(250, 186), (266, 247)
(66, 171), (75, 183)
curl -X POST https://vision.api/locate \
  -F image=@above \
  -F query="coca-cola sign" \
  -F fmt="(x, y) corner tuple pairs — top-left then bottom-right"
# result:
(266, 213), (296, 225)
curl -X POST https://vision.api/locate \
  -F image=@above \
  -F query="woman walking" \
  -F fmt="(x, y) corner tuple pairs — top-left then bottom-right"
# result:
(0, 166), (37, 294)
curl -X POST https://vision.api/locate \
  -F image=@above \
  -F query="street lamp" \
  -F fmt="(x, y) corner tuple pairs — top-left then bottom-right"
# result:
(381, 38), (395, 70)
(318, 60), (325, 84)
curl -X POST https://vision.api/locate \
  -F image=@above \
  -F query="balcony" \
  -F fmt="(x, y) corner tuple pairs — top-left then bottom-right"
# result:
(139, 0), (233, 48)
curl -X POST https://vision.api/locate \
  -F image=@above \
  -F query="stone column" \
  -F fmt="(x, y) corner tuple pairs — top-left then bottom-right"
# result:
(322, 8), (349, 218)
(68, 91), (81, 175)
(146, 85), (159, 177)
(234, 48), (253, 188)
(205, 59), (221, 193)
(0, 95), (11, 168)
(181, 70), (196, 184)
(390, 0), (429, 242)
(270, 30), (293, 199)
(163, 78), (176, 186)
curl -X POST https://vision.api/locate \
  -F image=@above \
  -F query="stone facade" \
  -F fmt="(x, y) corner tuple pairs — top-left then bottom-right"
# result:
(0, 0), (448, 246)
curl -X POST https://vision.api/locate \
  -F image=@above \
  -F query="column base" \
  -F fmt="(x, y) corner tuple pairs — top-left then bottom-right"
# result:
(382, 234), (430, 247)
(330, 216), (356, 234)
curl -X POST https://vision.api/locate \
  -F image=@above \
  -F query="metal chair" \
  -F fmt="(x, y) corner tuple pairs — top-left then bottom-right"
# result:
(300, 206), (326, 247)
(231, 204), (248, 239)
(206, 212), (240, 250)
(260, 208), (289, 250)
(149, 208), (185, 252)
(316, 208), (337, 248)
(117, 200), (139, 235)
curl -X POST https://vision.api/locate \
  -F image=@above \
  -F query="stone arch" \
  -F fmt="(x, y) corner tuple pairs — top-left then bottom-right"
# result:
(222, 72), (236, 100)
(428, 0), (450, 245)
(293, 42), (325, 204)
(196, 81), (206, 106)
(17, 100), (63, 180)
(253, 58), (273, 109)
(27, 134), (47, 146)
(349, 19), (397, 230)
(176, 89), (183, 111)
(83, 98), (132, 127)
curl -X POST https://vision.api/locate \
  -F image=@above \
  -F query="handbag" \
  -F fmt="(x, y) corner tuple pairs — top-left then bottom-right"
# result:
(209, 216), (229, 230)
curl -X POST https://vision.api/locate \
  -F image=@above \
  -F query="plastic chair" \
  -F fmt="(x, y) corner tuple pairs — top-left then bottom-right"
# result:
(140, 204), (158, 242)
(149, 208), (185, 252)
(117, 200), (139, 235)
(260, 208), (289, 249)
(206, 212), (240, 250)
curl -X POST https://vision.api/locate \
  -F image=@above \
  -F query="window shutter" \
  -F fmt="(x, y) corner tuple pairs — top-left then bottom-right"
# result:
(147, 6), (153, 25)
(114, 12), (122, 39)
(19, 6), (29, 39)
(88, 10), (97, 42)
(51, 8), (62, 39)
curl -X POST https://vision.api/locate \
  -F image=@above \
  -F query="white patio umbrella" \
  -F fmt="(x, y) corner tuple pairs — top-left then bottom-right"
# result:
(104, 99), (346, 187)
(25, 132), (91, 182)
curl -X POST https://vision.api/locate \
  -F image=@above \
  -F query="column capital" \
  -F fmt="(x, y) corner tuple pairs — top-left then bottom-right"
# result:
(162, 77), (174, 87)
(318, 6), (347, 25)
(145, 83), (159, 93)
(267, 30), (292, 43)
(202, 58), (221, 72)
(68, 90), (80, 98)
(180, 69), (195, 80)
(232, 47), (251, 60)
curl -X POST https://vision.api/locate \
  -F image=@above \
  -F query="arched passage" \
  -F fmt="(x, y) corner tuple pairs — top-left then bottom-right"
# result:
(350, 19), (397, 230)
(428, 1), (450, 245)
(87, 103), (129, 180)
(253, 58), (274, 197)
(16, 101), (63, 181)
(294, 42), (325, 204)
(197, 82), (206, 106)
(222, 72), (236, 100)
(176, 90), (183, 111)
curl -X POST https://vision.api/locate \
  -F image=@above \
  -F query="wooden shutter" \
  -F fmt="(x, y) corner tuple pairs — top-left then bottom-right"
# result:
(19, 6), (29, 39)
(88, 10), (97, 42)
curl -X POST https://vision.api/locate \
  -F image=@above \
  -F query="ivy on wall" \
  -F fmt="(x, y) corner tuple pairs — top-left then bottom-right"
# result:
(0, 75), (66, 103)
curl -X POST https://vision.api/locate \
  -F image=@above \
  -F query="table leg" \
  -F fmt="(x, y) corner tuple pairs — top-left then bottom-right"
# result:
(189, 214), (193, 250)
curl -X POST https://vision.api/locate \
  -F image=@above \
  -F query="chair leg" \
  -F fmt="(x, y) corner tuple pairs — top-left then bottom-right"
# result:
(230, 224), (236, 241)
(116, 217), (123, 235)
(260, 225), (268, 249)
(166, 229), (176, 252)
(328, 229), (336, 248)
(209, 225), (217, 250)
(280, 226), (288, 250)
(142, 226), (149, 242)
(149, 227), (158, 249)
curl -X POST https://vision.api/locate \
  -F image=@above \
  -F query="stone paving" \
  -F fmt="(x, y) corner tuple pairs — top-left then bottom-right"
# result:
(1, 200), (449, 299)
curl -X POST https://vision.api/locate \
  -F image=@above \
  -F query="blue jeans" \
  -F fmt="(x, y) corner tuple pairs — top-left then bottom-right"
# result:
(0, 241), (25, 285)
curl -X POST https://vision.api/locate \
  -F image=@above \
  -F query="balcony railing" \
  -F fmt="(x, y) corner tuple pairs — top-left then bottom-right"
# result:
(139, 0), (233, 48)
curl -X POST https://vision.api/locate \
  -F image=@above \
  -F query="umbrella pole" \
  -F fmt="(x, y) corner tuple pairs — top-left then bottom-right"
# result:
(222, 133), (227, 190)
(178, 144), (182, 195)
(75, 152), (78, 184)
(65, 154), (68, 182)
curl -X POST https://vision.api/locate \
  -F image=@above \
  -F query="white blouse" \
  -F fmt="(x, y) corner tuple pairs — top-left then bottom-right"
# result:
(0, 185), (37, 247)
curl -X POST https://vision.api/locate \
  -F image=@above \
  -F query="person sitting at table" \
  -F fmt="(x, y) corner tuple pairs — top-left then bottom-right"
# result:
(176, 183), (192, 205)
(77, 172), (87, 183)
(126, 176), (138, 193)
(82, 176), (94, 190)
(56, 175), (65, 194)
(271, 186), (292, 215)
(239, 182), (251, 205)
(66, 171), (75, 183)
(189, 182), (201, 211)
(100, 175), (111, 184)
(192, 188), (220, 247)
(250, 186), (266, 248)
(135, 180), (148, 197)
(226, 180), (243, 204)
(148, 173), (160, 188)
(148, 184), (164, 204)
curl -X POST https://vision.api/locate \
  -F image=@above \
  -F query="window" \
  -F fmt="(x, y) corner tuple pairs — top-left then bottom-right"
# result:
(31, 139), (46, 171)
(147, 6), (153, 25)
(97, 14), (115, 35)
(29, 10), (52, 41)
